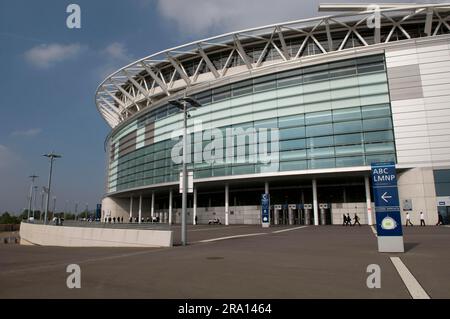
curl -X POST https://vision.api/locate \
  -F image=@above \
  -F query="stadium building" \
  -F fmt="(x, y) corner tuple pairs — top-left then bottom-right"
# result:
(96, 3), (450, 226)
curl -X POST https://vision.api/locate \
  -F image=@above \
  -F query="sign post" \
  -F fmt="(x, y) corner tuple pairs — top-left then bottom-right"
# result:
(371, 162), (404, 253)
(261, 193), (270, 228)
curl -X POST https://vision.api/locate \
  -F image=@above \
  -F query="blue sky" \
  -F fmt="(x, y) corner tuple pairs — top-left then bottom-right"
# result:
(0, 0), (425, 213)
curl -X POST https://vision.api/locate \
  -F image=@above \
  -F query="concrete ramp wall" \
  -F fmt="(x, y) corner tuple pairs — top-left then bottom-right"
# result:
(20, 222), (173, 247)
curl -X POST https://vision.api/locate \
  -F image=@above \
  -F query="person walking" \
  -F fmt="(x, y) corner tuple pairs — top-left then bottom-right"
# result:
(346, 213), (351, 226)
(353, 213), (361, 226)
(342, 214), (346, 226)
(405, 212), (413, 227)
(436, 212), (444, 226)
(420, 212), (425, 226)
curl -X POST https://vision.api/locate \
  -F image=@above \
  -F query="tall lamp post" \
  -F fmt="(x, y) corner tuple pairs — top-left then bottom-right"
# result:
(168, 96), (200, 246)
(43, 152), (62, 224)
(33, 186), (38, 219)
(27, 175), (38, 220)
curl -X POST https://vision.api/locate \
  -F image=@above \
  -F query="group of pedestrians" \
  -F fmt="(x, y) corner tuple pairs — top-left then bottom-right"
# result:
(104, 216), (123, 223)
(405, 211), (436, 226)
(342, 213), (361, 226)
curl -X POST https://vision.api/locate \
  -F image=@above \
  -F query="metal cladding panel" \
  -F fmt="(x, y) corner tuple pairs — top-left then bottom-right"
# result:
(118, 130), (137, 157)
(386, 37), (450, 168)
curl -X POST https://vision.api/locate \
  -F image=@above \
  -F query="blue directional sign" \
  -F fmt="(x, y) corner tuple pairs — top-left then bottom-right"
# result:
(261, 193), (270, 225)
(96, 204), (102, 219)
(371, 162), (403, 237)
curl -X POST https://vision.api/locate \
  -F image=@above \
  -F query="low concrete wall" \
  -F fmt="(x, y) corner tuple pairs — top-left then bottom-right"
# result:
(20, 222), (172, 247)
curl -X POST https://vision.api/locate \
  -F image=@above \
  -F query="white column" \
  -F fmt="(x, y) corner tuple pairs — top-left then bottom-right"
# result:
(265, 181), (269, 194)
(151, 192), (155, 218)
(312, 179), (319, 226)
(364, 176), (373, 225)
(169, 189), (173, 225)
(138, 195), (142, 224)
(225, 184), (229, 226)
(129, 196), (133, 219)
(193, 187), (197, 225)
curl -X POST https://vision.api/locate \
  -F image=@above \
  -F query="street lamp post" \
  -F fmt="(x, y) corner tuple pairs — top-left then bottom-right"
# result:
(43, 152), (62, 224)
(33, 186), (38, 219)
(168, 96), (200, 246)
(27, 175), (38, 220)
(52, 196), (57, 217)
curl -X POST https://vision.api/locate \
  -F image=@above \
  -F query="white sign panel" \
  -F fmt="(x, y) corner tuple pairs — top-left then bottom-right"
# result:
(179, 171), (194, 193)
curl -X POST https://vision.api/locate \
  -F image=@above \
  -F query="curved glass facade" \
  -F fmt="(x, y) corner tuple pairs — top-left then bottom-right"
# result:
(107, 54), (396, 193)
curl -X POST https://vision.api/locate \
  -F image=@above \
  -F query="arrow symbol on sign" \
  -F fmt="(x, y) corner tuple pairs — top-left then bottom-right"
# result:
(381, 192), (392, 203)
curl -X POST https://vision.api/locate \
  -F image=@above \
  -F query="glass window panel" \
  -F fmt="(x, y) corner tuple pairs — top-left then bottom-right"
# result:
(303, 71), (329, 83)
(278, 114), (305, 127)
(195, 169), (212, 179)
(212, 86), (231, 102)
(280, 127), (306, 140)
(364, 130), (393, 143)
(280, 138), (306, 151)
(328, 59), (356, 70)
(363, 117), (392, 131)
(308, 158), (335, 169)
(307, 146), (335, 158)
(336, 156), (364, 167)
(334, 120), (362, 134)
(329, 66), (356, 78)
(365, 153), (396, 165)
(196, 90), (212, 105)
(156, 106), (168, 119)
(254, 75), (277, 92)
(333, 107), (361, 122)
(305, 111), (332, 125)
(280, 160), (307, 171)
(232, 164), (255, 175)
(357, 55), (384, 65)
(167, 104), (179, 115)
(364, 142), (395, 153)
(335, 144), (364, 156)
(306, 123), (333, 137)
(307, 136), (334, 148)
(254, 118), (278, 128)
(303, 63), (329, 74)
(277, 69), (302, 87)
(362, 104), (391, 118)
(434, 170), (450, 183)
(280, 150), (307, 161)
(357, 63), (385, 74)
(232, 80), (253, 97)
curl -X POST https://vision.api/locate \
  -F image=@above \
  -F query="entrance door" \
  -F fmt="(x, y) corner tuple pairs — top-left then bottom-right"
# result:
(438, 206), (450, 224)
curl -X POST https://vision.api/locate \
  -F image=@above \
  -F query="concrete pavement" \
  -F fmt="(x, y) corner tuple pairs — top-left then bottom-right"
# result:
(0, 225), (448, 298)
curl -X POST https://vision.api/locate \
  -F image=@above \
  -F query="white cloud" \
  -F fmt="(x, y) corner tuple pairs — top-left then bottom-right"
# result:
(0, 145), (21, 170)
(96, 42), (133, 79)
(102, 42), (132, 62)
(24, 43), (83, 68)
(155, 0), (426, 36)
(10, 128), (42, 137)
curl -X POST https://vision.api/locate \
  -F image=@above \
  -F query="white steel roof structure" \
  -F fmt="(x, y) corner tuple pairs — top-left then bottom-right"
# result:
(95, 3), (450, 128)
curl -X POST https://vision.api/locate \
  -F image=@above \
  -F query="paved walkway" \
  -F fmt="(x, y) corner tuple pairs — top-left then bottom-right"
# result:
(0, 225), (448, 298)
